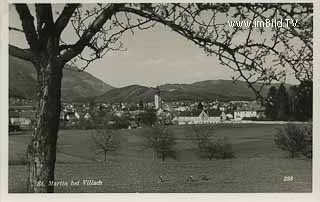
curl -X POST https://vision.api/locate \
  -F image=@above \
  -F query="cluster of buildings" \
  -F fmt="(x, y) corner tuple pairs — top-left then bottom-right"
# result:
(59, 103), (92, 125)
(153, 87), (266, 125)
(9, 98), (37, 131)
(8, 88), (266, 131)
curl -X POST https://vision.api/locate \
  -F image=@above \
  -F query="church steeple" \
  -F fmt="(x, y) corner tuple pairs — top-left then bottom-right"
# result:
(154, 86), (162, 110)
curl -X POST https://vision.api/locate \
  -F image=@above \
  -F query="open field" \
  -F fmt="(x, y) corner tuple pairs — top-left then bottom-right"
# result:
(9, 124), (312, 193)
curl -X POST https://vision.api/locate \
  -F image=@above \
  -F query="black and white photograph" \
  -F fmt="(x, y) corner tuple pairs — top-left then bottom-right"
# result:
(1, 1), (318, 199)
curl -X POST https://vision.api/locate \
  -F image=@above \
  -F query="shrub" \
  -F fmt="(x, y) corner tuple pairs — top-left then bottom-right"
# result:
(138, 109), (157, 126)
(242, 117), (258, 121)
(111, 116), (130, 129)
(213, 137), (235, 159)
(9, 124), (21, 132)
(202, 137), (234, 160)
(302, 124), (312, 159)
(78, 118), (95, 130)
(274, 124), (308, 158)
(144, 126), (177, 161)
(302, 144), (312, 159)
(189, 125), (234, 160)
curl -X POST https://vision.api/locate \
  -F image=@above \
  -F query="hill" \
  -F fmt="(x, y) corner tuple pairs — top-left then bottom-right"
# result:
(96, 80), (288, 103)
(9, 45), (114, 102)
(9, 45), (292, 103)
(160, 80), (268, 99)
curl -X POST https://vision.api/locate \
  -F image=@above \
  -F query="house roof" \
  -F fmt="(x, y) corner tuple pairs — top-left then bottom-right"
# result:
(179, 109), (222, 117)
(179, 110), (202, 117)
(235, 106), (265, 112)
(206, 109), (222, 117)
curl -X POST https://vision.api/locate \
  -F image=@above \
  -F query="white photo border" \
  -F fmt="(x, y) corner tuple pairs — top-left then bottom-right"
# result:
(1, 0), (319, 202)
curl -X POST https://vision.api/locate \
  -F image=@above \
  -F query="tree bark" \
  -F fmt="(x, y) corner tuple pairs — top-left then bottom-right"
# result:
(26, 57), (63, 193)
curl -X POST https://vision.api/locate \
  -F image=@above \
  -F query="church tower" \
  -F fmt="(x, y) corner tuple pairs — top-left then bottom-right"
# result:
(154, 86), (162, 110)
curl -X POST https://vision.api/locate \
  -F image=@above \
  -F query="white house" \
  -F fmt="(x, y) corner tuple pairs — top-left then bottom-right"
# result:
(83, 112), (91, 119)
(175, 106), (188, 112)
(219, 106), (226, 112)
(234, 110), (257, 121)
(10, 117), (32, 128)
(233, 106), (265, 121)
(226, 113), (234, 120)
(173, 110), (224, 125)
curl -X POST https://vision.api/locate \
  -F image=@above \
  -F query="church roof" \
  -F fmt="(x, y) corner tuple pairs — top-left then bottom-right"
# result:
(179, 109), (222, 117)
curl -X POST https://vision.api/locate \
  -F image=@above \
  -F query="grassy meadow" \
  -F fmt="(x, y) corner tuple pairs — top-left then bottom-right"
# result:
(8, 124), (312, 193)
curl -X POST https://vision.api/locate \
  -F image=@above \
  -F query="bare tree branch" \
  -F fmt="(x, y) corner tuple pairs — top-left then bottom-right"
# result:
(9, 26), (24, 33)
(119, 3), (311, 100)
(58, 4), (124, 64)
(15, 4), (40, 56)
(54, 4), (80, 35)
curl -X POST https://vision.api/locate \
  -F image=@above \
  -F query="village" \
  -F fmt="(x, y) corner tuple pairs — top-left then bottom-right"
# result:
(9, 87), (266, 132)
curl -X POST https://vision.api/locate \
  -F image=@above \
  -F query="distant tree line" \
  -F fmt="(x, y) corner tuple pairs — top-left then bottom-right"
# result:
(265, 81), (312, 121)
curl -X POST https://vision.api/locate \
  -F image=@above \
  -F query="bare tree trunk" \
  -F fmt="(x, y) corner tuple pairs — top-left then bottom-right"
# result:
(26, 58), (63, 193)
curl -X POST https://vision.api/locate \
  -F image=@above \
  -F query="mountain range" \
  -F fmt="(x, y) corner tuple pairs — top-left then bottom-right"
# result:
(9, 45), (291, 103)
(95, 80), (281, 103)
(9, 45), (114, 102)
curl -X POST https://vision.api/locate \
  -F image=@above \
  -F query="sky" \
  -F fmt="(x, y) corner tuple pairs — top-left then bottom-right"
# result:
(9, 4), (299, 88)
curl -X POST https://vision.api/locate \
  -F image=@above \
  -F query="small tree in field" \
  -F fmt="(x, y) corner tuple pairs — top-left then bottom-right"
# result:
(189, 125), (234, 160)
(274, 124), (307, 158)
(212, 137), (234, 159)
(145, 126), (177, 161)
(90, 128), (120, 163)
(189, 125), (214, 151)
(189, 124), (216, 159)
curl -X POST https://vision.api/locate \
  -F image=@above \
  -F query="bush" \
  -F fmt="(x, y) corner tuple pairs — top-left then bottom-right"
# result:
(213, 137), (235, 159)
(202, 137), (234, 160)
(78, 118), (95, 130)
(111, 116), (130, 129)
(302, 124), (312, 159)
(138, 109), (157, 126)
(9, 124), (21, 132)
(144, 126), (177, 161)
(302, 145), (312, 159)
(274, 124), (308, 158)
(242, 117), (258, 121)
(189, 125), (234, 160)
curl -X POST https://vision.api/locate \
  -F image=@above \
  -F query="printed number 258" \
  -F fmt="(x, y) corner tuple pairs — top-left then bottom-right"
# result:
(283, 176), (294, 181)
